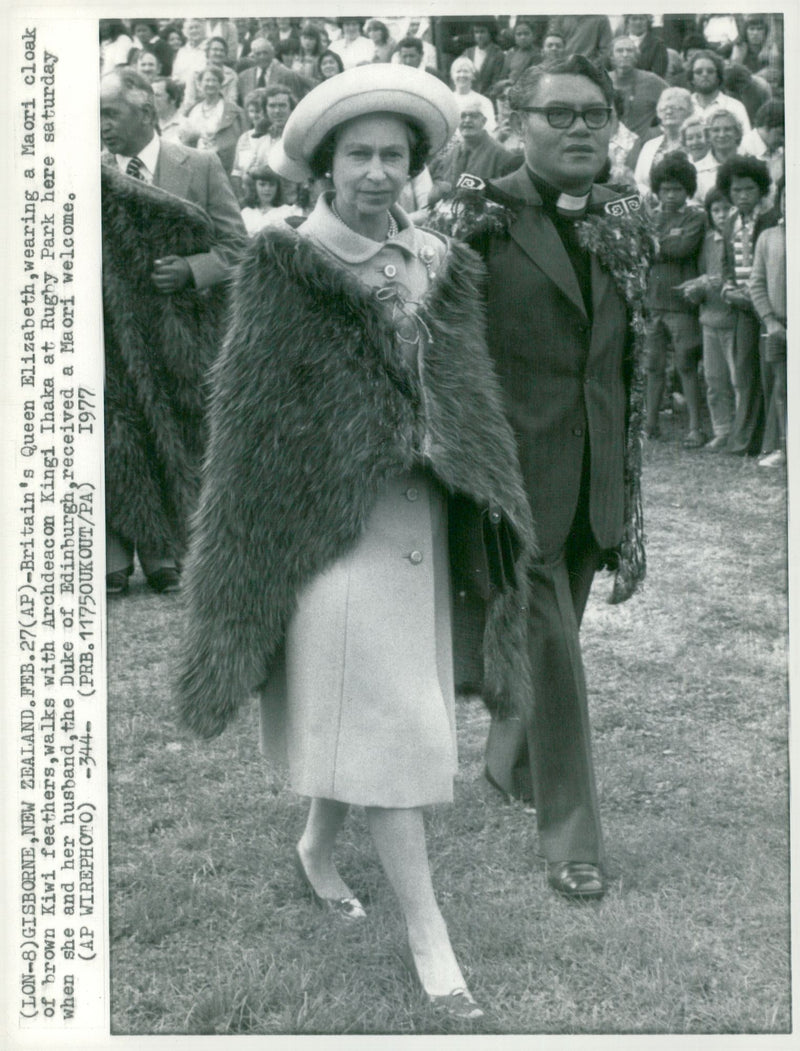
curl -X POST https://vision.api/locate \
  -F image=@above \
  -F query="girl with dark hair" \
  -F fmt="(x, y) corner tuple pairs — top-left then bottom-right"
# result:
(367, 19), (396, 63)
(295, 23), (324, 83)
(240, 164), (282, 234)
(316, 49), (344, 81)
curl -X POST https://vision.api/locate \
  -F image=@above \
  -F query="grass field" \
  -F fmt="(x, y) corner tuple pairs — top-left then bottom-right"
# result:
(105, 433), (790, 1036)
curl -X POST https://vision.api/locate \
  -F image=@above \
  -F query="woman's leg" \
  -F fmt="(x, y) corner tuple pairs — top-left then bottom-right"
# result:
(366, 806), (470, 997)
(297, 797), (355, 900)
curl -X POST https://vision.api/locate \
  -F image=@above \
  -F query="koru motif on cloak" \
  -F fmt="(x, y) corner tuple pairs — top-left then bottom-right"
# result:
(101, 164), (231, 559)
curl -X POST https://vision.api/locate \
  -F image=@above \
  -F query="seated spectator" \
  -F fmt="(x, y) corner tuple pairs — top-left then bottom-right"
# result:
(644, 153), (706, 446)
(181, 66), (246, 175)
(635, 86), (695, 198)
(679, 115), (716, 204)
(129, 19), (173, 77)
(610, 35), (668, 138)
(740, 101), (784, 199)
(731, 15), (771, 74)
(749, 178), (786, 467)
(231, 89), (271, 203)
(294, 24), (324, 83)
(723, 63), (772, 126)
(432, 102), (520, 195)
(395, 36), (445, 81)
(501, 20), (540, 83)
(152, 77), (187, 143)
(237, 38), (310, 108)
(241, 164), (303, 234)
(491, 79), (524, 154)
(540, 31), (566, 61)
(317, 49), (344, 81)
(366, 20), (396, 63)
(618, 14), (668, 77)
(181, 36), (238, 114)
(171, 18), (209, 87)
(329, 17), (374, 69)
(450, 56), (495, 133)
(687, 49), (751, 135)
(718, 155), (778, 456)
(135, 47), (162, 83)
(679, 188), (736, 450)
(462, 21), (506, 97)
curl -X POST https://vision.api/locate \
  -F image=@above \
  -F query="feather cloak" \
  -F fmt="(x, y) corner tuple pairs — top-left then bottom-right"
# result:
(177, 225), (537, 739)
(101, 164), (229, 557)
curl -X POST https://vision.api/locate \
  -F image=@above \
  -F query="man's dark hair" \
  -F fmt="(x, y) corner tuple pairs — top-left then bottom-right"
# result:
(397, 36), (423, 56)
(688, 49), (725, 89)
(509, 54), (614, 110)
(716, 155), (771, 199)
(153, 76), (184, 109)
(651, 152), (698, 197)
(754, 100), (784, 130)
(309, 116), (431, 180)
(265, 85), (296, 108)
(703, 185), (729, 220)
(207, 36), (229, 55)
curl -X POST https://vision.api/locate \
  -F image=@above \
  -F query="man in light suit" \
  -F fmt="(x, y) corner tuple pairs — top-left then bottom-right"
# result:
(236, 37), (309, 113)
(100, 69), (247, 592)
(467, 57), (648, 900)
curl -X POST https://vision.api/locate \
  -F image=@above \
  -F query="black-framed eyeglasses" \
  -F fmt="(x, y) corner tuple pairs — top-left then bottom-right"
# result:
(516, 106), (613, 130)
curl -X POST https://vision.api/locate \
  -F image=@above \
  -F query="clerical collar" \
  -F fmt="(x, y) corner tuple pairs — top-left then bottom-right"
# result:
(526, 169), (590, 219)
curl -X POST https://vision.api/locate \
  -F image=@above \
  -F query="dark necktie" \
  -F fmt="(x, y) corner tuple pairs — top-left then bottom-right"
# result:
(257, 68), (266, 88)
(126, 156), (145, 181)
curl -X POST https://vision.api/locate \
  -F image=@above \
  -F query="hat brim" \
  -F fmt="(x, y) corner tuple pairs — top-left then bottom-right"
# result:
(275, 65), (459, 182)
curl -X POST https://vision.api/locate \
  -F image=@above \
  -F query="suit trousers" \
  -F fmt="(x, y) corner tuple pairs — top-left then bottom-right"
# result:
(485, 470), (605, 865)
(726, 308), (764, 456)
(106, 526), (176, 578)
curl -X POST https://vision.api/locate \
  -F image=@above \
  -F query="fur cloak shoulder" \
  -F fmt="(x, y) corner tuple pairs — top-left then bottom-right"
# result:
(101, 164), (229, 556)
(177, 224), (537, 739)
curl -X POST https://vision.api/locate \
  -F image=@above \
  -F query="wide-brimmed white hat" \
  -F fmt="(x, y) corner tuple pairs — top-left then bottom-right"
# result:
(269, 64), (459, 181)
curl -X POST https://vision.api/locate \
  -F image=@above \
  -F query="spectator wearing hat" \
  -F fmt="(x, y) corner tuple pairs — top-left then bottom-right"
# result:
(463, 22), (505, 97)
(718, 155), (779, 456)
(329, 18), (374, 69)
(688, 50), (751, 135)
(643, 153), (706, 446)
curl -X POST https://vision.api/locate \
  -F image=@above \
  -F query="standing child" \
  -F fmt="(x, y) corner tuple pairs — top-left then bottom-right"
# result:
(749, 177), (787, 467)
(644, 153), (706, 446)
(680, 188), (736, 450)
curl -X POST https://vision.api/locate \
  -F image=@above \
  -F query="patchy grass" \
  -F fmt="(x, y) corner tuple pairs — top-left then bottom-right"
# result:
(106, 436), (789, 1035)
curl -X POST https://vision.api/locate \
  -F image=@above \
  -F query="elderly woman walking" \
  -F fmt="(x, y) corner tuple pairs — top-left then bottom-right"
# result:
(177, 64), (535, 1020)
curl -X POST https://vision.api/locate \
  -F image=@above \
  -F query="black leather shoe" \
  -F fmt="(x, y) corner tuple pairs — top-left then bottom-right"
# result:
(293, 848), (366, 921)
(147, 567), (180, 593)
(106, 571), (129, 596)
(548, 861), (606, 901)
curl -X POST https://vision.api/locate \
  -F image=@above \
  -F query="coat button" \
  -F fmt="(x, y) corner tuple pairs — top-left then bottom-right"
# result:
(383, 263), (398, 278)
(572, 426), (583, 437)
(408, 550), (423, 564)
(406, 487), (419, 501)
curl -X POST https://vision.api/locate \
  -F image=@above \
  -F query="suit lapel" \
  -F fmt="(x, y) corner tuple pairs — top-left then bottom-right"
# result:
(154, 143), (191, 200)
(509, 207), (588, 320)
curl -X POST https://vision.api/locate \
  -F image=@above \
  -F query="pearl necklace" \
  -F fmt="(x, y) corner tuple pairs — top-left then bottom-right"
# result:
(331, 198), (399, 240)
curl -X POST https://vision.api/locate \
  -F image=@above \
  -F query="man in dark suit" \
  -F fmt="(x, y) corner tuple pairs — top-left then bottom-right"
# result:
(433, 103), (521, 191)
(100, 69), (247, 593)
(467, 57), (649, 900)
(237, 37), (309, 110)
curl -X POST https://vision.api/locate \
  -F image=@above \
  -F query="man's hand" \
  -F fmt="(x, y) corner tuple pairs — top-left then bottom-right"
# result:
(765, 317), (786, 339)
(151, 255), (193, 294)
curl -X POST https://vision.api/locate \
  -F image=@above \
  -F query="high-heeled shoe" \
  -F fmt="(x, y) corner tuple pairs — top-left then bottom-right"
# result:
(399, 941), (484, 1020)
(293, 848), (366, 921)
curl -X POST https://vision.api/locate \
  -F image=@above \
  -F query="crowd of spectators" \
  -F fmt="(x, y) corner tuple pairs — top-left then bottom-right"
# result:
(100, 12), (787, 466)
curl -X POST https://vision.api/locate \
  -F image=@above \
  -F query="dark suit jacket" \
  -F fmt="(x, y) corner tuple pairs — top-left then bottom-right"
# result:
(237, 60), (311, 106)
(464, 43), (505, 95)
(470, 166), (632, 558)
(153, 139), (247, 289)
(441, 132), (522, 186)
